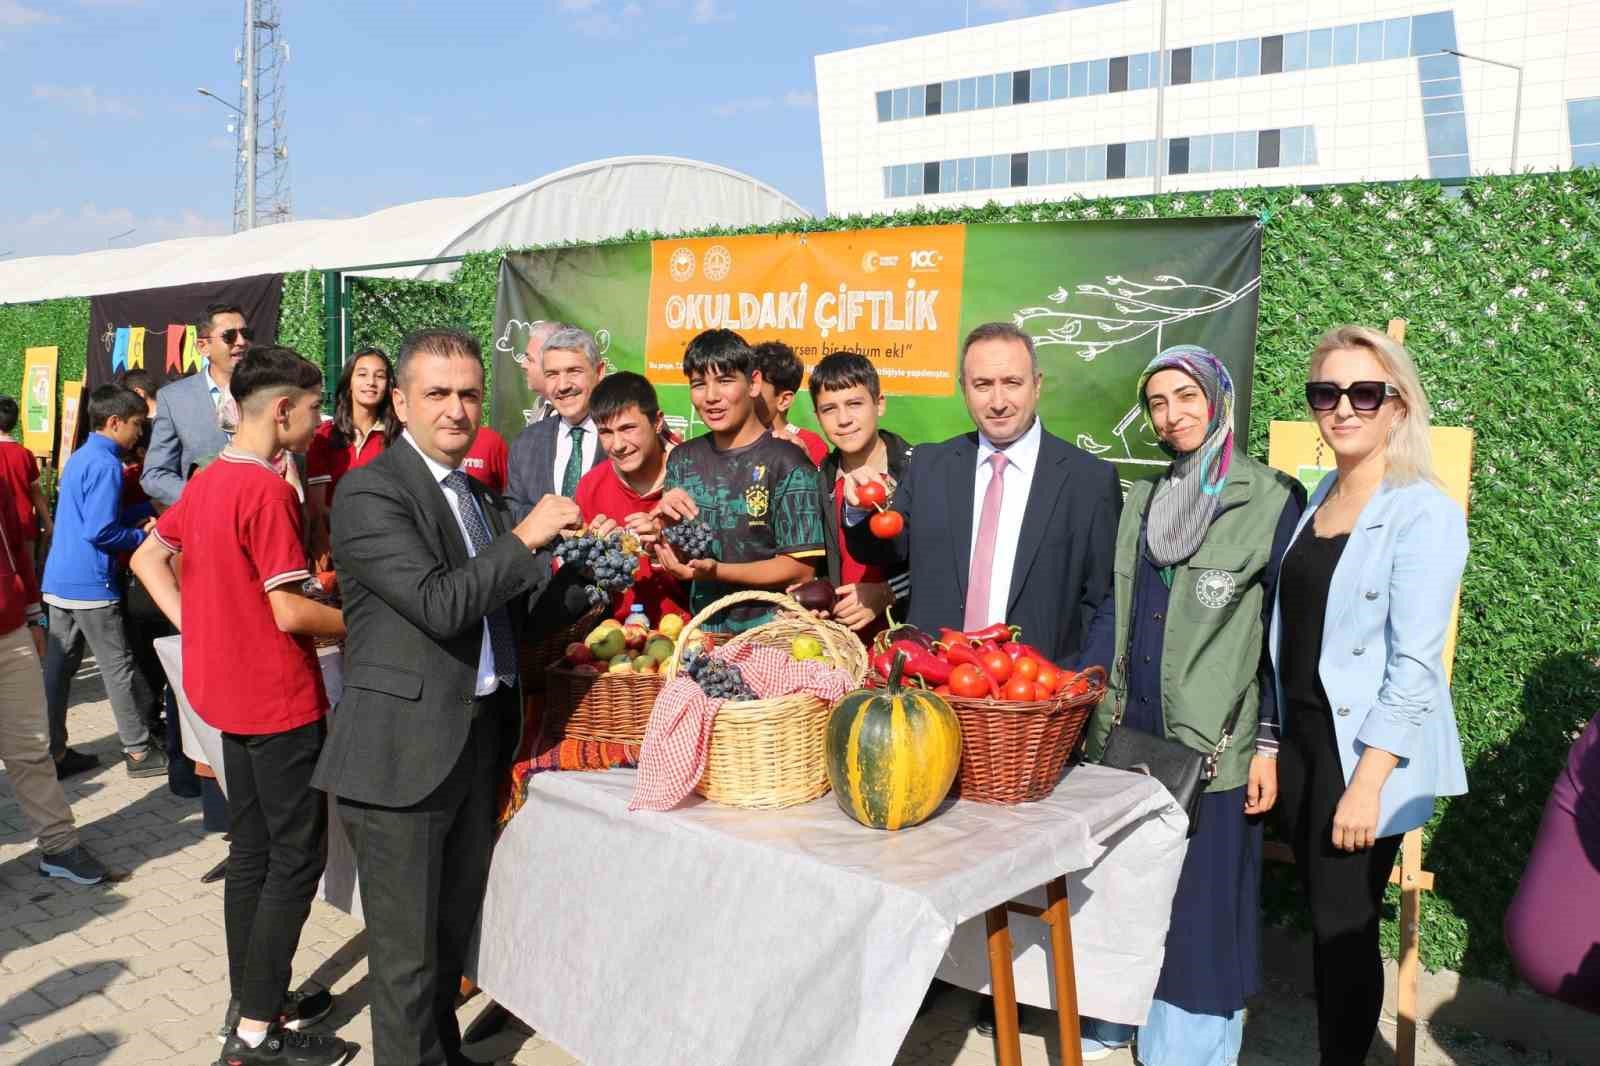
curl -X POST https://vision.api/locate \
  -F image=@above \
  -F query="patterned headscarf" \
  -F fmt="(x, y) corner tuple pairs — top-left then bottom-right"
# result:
(1137, 345), (1235, 566)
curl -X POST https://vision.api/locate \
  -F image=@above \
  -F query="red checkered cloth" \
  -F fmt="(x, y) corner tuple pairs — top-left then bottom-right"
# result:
(629, 644), (854, 812)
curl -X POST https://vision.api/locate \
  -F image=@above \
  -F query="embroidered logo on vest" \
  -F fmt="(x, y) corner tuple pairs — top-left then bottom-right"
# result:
(1195, 569), (1235, 609)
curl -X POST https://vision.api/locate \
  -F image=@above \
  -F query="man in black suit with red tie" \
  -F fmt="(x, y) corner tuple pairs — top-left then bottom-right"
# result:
(845, 321), (1121, 666)
(315, 328), (592, 1066)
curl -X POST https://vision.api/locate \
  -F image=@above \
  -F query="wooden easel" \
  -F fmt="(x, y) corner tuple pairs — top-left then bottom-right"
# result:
(1264, 318), (1471, 1066)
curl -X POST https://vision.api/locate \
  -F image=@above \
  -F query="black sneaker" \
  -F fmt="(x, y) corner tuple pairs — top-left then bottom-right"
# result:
(54, 748), (99, 779)
(217, 989), (335, 1043)
(38, 845), (108, 885)
(217, 1030), (355, 1066)
(125, 746), (169, 779)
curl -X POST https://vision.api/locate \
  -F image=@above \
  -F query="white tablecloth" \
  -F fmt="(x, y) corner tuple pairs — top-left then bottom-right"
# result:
(473, 764), (1188, 1066)
(154, 635), (362, 919)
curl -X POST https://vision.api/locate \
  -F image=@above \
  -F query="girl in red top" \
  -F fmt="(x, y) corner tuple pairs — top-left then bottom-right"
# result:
(306, 347), (395, 566)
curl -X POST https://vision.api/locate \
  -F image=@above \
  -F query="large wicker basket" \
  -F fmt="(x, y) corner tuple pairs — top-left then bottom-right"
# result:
(519, 606), (605, 692)
(661, 590), (868, 810)
(543, 666), (663, 744)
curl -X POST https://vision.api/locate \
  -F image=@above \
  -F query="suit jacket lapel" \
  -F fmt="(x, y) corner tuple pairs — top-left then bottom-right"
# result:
(949, 434), (978, 600)
(392, 441), (470, 568)
(1326, 484), (1390, 637)
(535, 418), (559, 499)
(1006, 433), (1071, 612)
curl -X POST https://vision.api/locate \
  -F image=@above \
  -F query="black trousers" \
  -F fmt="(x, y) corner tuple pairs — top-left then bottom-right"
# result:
(1277, 706), (1404, 1066)
(339, 701), (505, 1066)
(221, 719), (330, 1021)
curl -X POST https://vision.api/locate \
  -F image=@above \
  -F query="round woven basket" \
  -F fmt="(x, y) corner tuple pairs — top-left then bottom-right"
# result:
(543, 666), (664, 744)
(662, 590), (869, 810)
(519, 606), (605, 692)
(868, 665), (1107, 804)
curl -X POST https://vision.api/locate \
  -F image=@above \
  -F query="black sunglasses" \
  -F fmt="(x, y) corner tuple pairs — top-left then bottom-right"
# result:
(1305, 380), (1398, 412)
(208, 327), (254, 345)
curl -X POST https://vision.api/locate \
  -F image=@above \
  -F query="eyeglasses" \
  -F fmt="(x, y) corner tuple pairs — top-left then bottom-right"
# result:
(1305, 380), (1398, 412)
(206, 327), (254, 345)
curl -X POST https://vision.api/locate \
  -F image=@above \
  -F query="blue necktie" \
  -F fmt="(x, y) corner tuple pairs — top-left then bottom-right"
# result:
(443, 470), (518, 688)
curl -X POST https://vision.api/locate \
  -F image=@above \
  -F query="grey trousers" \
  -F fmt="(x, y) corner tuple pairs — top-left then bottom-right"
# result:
(43, 602), (151, 755)
(0, 625), (78, 853)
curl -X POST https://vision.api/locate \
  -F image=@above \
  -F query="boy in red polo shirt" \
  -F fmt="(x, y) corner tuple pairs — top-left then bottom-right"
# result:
(752, 341), (828, 466)
(131, 346), (354, 1066)
(574, 372), (688, 622)
(0, 396), (51, 566)
(461, 423), (510, 494)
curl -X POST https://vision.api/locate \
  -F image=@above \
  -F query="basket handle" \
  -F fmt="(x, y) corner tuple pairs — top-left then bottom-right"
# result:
(663, 590), (811, 682)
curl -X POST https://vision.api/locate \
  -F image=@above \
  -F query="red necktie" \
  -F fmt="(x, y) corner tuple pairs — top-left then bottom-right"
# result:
(964, 451), (1009, 631)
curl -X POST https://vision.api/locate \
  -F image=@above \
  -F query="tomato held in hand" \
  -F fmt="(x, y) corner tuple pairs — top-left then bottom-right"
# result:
(1003, 676), (1035, 701)
(949, 663), (990, 699)
(978, 648), (1013, 685)
(869, 509), (905, 539)
(857, 479), (888, 509)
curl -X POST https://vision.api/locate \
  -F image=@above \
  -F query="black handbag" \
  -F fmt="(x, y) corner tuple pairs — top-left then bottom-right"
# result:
(1101, 688), (1246, 838)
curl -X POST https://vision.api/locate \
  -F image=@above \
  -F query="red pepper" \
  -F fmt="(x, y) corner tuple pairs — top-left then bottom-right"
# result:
(962, 622), (1019, 644)
(1003, 640), (1051, 664)
(939, 627), (972, 648)
(890, 639), (952, 685)
(944, 642), (981, 668)
(872, 649), (895, 678)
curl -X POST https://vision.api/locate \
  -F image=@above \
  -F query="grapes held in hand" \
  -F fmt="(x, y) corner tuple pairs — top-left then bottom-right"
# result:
(664, 520), (716, 562)
(553, 525), (645, 607)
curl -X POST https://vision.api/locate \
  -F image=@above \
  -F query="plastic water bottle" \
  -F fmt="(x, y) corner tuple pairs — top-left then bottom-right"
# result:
(626, 602), (650, 629)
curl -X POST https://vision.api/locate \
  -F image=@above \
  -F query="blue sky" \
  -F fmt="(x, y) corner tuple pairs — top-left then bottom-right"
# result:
(0, 0), (1113, 259)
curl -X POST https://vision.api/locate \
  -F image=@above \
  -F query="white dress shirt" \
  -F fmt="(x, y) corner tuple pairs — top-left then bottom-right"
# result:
(403, 431), (500, 696)
(552, 415), (598, 495)
(968, 417), (1042, 628)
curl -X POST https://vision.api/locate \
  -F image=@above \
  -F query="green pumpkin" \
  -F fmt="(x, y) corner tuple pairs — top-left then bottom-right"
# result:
(826, 652), (962, 831)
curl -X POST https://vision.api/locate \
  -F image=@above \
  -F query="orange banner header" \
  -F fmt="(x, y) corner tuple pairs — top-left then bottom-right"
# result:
(644, 225), (966, 397)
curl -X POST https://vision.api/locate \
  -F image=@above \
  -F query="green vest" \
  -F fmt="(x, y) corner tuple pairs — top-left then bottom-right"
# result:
(1084, 454), (1296, 793)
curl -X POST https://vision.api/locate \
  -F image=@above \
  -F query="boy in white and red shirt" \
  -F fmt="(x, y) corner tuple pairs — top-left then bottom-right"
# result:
(573, 372), (688, 622)
(462, 423), (510, 495)
(131, 346), (354, 1066)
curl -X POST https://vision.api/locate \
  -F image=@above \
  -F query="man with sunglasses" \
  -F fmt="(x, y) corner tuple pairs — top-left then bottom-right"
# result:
(141, 304), (254, 507)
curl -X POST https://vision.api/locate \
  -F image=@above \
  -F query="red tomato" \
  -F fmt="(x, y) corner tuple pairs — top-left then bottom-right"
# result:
(1054, 669), (1078, 694)
(857, 479), (888, 509)
(1003, 676), (1035, 701)
(1035, 664), (1060, 692)
(934, 684), (952, 697)
(1033, 682), (1054, 701)
(979, 649), (1013, 684)
(949, 663), (990, 699)
(1014, 656), (1039, 682)
(868, 509), (905, 539)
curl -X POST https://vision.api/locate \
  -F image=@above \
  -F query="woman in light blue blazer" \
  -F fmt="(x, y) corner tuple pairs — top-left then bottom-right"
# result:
(1269, 325), (1468, 1066)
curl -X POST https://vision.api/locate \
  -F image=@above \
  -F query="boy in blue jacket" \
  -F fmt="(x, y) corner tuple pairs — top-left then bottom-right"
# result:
(42, 384), (165, 778)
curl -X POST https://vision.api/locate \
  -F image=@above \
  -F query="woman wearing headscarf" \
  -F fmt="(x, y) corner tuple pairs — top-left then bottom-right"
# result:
(1077, 346), (1304, 1065)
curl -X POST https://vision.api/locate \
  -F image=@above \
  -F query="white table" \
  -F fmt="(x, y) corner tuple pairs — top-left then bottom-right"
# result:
(472, 764), (1188, 1066)
(154, 635), (362, 919)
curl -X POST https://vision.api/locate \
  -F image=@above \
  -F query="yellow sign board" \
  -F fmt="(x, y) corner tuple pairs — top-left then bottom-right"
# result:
(1267, 420), (1474, 678)
(58, 378), (85, 468)
(22, 346), (58, 459)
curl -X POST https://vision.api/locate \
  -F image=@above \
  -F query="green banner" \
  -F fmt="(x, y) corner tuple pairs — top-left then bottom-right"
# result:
(492, 218), (1261, 482)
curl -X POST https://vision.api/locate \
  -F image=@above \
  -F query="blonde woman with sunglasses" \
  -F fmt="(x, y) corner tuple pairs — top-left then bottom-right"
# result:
(1268, 325), (1469, 1066)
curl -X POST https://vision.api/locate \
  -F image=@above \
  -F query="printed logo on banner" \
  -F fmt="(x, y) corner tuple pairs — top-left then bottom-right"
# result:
(702, 245), (733, 282)
(669, 247), (697, 282)
(910, 250), (944, 271)
(860, 251), (901, 273)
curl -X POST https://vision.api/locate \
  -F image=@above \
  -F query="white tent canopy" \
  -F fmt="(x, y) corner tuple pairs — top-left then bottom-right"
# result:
(0, 156), (810, 305)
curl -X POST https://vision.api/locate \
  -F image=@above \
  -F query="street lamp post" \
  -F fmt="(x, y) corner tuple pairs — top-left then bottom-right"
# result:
(196, 86), (254, 230)
(1442, 48), (1525, 174)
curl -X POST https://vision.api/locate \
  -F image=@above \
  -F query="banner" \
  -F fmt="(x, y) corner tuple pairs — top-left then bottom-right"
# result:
(22, 346), (58, 459)
(58, 378), (85, 469)
(493, 219), (1261, 480)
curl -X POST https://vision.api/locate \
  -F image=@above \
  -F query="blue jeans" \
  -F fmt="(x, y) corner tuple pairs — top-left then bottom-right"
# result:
(1082, 1000), (1244, 1066)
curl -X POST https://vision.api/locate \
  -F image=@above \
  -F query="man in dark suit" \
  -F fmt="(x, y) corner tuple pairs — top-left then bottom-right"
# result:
(315, 327), (589, 1066)
(845, 320), (1121, 666)
(141, 303), (249, 506)
(506, 325), (607, 517)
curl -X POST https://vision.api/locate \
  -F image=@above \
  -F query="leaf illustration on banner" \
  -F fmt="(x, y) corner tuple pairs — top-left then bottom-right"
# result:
(1015, 273), (1262, 362)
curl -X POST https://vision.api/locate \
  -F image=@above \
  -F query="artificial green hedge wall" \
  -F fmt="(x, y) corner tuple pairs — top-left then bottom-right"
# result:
(5, 172), (1595, 982)
(0, 296), (90, 454)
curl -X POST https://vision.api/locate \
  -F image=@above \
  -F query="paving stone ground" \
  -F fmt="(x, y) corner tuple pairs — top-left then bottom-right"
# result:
(0, 665), (1580, 1066)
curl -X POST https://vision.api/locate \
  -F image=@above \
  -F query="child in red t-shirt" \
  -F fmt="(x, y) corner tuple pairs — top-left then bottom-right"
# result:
(573, 372), (688, 623)
(131, 346), (355, 1065)
(752, 340), (828, 466)
(0, 396), (52, 566)
(461, 424), (510, 495)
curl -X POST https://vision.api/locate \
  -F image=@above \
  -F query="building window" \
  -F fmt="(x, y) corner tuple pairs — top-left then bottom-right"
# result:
(876, 91), (891, 122)
(1089, 58), (1109, 94)
(890, 165), (908, 197)
(995, 72), (1013, 107)
(1283, 32), (1307, 72)
(1308, 28), (1332, 68)
(1010, 152), (1029, 188)
(910, 84), (926, 118)
(1260, 35), (1284, 75)
(907, 161), (924, 195)
(1109, 55), (1129, 93)
(960, 77), (977, 111)
(1170, 47), (1192, 86)
(944, 79), (960, 112)
(1068, 146), (1086, 182)
(975, 155), (993, 190)
(892, 87), (909, 120)
(1385, 16), (1411, 59)
(1358, 20), (1384, 62)
(1050, 64), (1069, 100)
(1411, 12), (1456, 55)
(1030, 67), (1049, 103)
(1213, 40), (1236, 79)
(1168, 137), (1190, 176)
(1106, 142), (1127, 180)
(1333, 24), (1358, 65)
(1259, 128), (1281, 168)
(941, 159), (957, 192)
(1238, 37), (1262, 77)
(1012, 69), (1030, 103)
(924, 161), (940, 194)
(976, 74), (994, 110)
(925, 81), (942, 116)
(1212, 132), (1235, 171)
(1570, 98), (1600, 165)
(1070, 61), (1089, 97)
(1127, 140), (1151, 179)
(1304, 126), (1318, 164)
(1236, 130), (1258, 169)
(958, 157), (975, 192)
(1281, 126), (1304, 167)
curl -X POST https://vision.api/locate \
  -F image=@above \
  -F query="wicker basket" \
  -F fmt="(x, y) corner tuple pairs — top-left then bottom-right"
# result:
(543, 665), (663, 744)
(519, 607), (605, 692)
(661, 590), (869, 810)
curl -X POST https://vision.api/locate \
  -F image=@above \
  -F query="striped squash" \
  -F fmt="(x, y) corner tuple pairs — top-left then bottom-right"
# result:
(825, 653), (961, 831)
